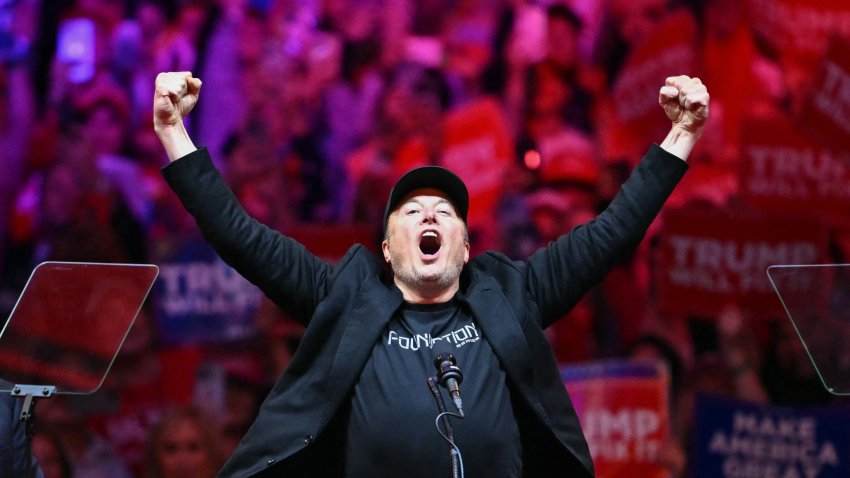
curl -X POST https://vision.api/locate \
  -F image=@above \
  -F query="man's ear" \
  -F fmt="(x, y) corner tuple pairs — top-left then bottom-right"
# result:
(381, 240), (391, 263)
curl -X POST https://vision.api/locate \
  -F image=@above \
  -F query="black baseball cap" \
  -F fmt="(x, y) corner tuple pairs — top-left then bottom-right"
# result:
(383, 166), (469, 231)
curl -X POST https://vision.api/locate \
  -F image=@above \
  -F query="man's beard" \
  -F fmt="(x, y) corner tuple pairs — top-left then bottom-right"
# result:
(392, 260), (464, 292)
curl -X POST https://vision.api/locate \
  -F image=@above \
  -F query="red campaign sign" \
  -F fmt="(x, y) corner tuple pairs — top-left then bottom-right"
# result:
(797, 38), (850, 152)
(666, 162), (738, 210)
(610, 10), (697, 143)
(441, 98), (513, 220)
(748, 0), (850, 68)
(657, 208), (829, 318)
(440, 98), (514, 251)
(740, 115), (850, 221)
(563, 360), (671, 478)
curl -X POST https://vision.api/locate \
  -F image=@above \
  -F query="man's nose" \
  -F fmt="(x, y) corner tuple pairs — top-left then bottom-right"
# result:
(422, 209), (438, 224)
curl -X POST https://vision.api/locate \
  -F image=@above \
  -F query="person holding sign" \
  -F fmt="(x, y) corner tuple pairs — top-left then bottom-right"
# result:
(152, 71), (708, 477)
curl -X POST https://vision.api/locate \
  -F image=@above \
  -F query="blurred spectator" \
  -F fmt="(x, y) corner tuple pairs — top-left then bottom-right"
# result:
(194, 0), (250, 166)
(495, 160), (537, 259)
(153, 1), (207, 74)
(221, 126), (298, 229)
(320, 37), (384, 221)
(71, 81), (155, 229)
(347, 63), (450, 234)
(441, 0), (499, 106)
(0, 153), (143, 321)
(760, 318), (834, 406)
(631, 334), (685, 403)
(32, 432), (72, 478)
(121, 0), (171, 126)
(715, 304), (770, 403)
(508, 4), (596, 142)
(144, 407), (223, 478)
(83, 306), (203, 476)
(226, 5), (333, 221)
(592, 0), (668, 87)
(508, 6), (599, 212)
(37, 397), (132, 478)
(529, 187), (595, 243)
(253, 296), (302, 381)
(628, 334), (688, 476)
(521, 184), (612, 362)
(22, 157), (143, 263)
(220, 371), (269, 460)
(0, 0), (38, 269)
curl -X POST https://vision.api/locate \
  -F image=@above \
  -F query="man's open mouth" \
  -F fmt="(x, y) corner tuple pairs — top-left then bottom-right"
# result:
(419, 230), (441, 256)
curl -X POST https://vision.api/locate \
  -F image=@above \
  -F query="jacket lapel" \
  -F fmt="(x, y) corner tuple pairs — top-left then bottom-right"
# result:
(319, 274), (403, 425)
(460, 277), (550, 422)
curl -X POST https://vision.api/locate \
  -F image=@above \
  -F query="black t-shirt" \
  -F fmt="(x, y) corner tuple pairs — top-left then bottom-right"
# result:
(346, 298), (522, 477)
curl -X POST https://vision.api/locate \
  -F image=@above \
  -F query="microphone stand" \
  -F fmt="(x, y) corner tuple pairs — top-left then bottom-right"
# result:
(427, 376), (461, 478)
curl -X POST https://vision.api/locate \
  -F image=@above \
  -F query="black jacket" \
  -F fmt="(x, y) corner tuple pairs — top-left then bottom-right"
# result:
(163, 145), (687, 477)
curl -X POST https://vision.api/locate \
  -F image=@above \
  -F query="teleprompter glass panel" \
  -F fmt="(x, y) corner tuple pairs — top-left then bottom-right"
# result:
(0, 262), (158, 395)
(767, 264), (850, 396)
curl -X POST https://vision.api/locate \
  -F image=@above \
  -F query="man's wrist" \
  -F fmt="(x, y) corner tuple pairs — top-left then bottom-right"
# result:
(660, 125), (701, 162)
(155, 123), (197, 162)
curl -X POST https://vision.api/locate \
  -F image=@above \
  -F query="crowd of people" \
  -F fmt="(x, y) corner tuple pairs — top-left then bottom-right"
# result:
(0, 0), (847, 477)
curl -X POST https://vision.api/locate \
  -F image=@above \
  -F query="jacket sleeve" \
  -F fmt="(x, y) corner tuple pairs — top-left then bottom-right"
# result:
(161, 148), (331, 325)
(525, 144), (688, 328)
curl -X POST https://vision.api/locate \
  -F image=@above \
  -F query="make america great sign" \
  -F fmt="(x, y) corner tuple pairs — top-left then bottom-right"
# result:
(692, 394), (850, 477)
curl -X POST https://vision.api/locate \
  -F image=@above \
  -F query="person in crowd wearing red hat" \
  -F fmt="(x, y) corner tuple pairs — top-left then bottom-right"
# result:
(152, 70), (708, 477)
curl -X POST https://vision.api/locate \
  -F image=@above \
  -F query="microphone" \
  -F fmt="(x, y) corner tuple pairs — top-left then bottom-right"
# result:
(434, 353), (464, 417)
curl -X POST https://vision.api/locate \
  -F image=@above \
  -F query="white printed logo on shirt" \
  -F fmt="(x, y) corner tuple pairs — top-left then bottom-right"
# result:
(387, 324), (480, 351)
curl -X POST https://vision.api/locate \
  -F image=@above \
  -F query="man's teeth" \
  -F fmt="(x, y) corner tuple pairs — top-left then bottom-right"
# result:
(423, 231), (438, 237)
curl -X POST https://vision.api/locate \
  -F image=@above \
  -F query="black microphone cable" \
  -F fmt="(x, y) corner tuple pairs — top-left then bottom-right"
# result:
(435, 411), (465, 478)
(427, 376), (465, 478)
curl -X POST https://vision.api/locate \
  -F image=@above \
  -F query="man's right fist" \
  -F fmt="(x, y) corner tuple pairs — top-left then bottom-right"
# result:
(153, 71), (202, 131)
